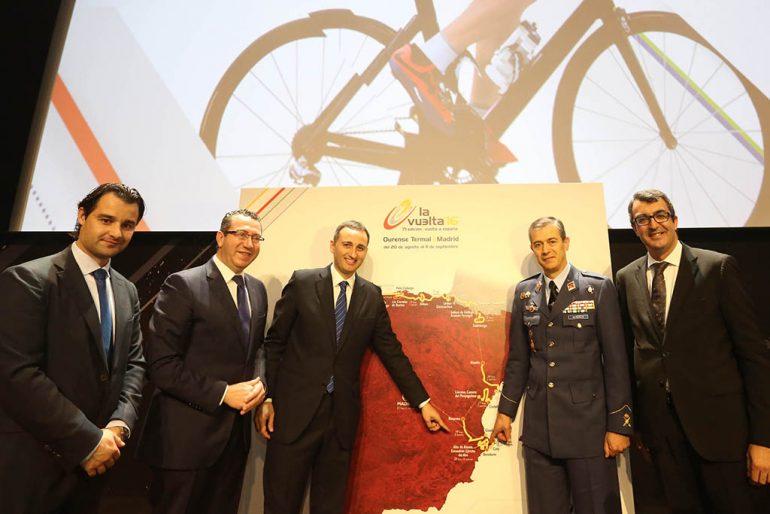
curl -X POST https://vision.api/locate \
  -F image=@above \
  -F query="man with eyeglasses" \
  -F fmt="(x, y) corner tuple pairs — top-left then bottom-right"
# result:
(139, 208), (268, 514)
(616, 189), (770, 513)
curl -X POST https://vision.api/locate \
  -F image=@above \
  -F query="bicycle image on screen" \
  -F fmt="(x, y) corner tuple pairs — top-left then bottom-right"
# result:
(200, 0), (769, 227)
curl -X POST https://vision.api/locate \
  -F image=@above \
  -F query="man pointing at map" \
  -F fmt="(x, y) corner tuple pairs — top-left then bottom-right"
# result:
(256, 219), (447, 514)
(490, 216), (633, 514)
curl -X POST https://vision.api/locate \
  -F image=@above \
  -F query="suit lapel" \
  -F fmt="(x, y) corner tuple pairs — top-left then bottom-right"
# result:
(631, 257), (663, 346)
(245, 275), (262, 355)
(664, 244), (697, 343)
(315, 266), (337, 348)
(111, 274), (132, 370)
(58, 248), (109, 371)
(339, 276), (366, 350)
(206, 260), (248, 356)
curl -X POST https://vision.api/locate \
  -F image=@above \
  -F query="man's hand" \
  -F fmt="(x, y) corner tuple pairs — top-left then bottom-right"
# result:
(224, 377), (266, 415)
(420, 403), (449, 432)
(489, 413), (513, 446)
(255, 402), (275, 440)
(604, 432), (631, 458)
(747, 443), (770, 485)
(82, 429), (124, 477)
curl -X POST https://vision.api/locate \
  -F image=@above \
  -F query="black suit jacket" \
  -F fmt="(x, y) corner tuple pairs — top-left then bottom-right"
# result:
(0, 246), (145, 473)
(264, 266), (429, 449)
(139, 258), (267, 470)
(616, 244), (770, 460)
(499, 266), (633, 459)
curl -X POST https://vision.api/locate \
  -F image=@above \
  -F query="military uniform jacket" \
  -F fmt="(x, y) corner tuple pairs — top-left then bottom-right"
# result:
(498, 266), (633, 459)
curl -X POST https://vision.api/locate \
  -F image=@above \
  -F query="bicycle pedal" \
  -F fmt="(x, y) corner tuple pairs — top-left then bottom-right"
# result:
(289, 159), (321, 186)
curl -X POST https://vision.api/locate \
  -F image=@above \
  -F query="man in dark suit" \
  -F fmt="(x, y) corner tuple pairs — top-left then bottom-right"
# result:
(616, 189), (770, 513)
(490, 216), (633, 514)
(0, 183), (147, 513)
(256, 220), (448, 514)
(139, 209), (268, 514)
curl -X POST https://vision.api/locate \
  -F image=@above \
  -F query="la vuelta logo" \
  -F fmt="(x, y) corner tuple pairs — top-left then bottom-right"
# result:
(383, 199), (416, 229)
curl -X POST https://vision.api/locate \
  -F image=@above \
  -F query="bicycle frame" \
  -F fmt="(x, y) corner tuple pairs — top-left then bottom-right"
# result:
(485, 0), (674, 147)
(301, 0), (675, 171)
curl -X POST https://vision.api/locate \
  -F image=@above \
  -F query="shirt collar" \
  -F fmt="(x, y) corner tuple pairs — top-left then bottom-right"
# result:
(544, 263), (571, 292)
(71, 242), (111, 277)
(330, 264), (356, 290)
(646, 240), (683, 269)
(213, 254), (239, 283)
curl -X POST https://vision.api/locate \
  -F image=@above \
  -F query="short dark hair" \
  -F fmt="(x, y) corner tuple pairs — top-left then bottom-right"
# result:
(333, 220), (370, 244)
(74, 183), (145, 237)
(628, 189), (676, 225)
(219, 208), (261, 232)
(528, 216), (566, 242)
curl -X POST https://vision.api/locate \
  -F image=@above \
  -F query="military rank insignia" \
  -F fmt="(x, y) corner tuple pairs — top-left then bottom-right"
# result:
(566, 280), (576, 292)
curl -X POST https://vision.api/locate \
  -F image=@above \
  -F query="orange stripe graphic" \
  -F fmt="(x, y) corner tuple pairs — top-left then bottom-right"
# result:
(51, 74), (150, 231)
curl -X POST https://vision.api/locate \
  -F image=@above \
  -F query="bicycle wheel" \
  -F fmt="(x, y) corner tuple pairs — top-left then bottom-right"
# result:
(199, 10), (412, 188)
(553, 12), (769, 227)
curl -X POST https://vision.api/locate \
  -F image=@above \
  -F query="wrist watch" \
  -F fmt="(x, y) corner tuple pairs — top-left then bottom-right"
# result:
(118, 426), (130, 442)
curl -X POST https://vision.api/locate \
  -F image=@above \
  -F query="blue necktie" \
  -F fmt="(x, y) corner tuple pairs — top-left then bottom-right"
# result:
(327, 280), (348, 393)
(232, 275), (251, 346)
(92, 268), (112, 360)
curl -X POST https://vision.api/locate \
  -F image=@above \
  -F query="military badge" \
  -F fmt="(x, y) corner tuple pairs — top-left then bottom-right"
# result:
(535, 281), (542, 293)
(519, 290), (532, 300)
(566, 280), (576, 292)
(526, 302), (537, 312)
(587, 285), (594, 295)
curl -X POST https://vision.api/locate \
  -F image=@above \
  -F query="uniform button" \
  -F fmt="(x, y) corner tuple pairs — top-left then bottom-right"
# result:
(548, 341), (556, 348)
(549, 361), (556, 368)
(547, 321), (554, 327)
(99, 374), (109, 382)
(548, 382), (555, 388)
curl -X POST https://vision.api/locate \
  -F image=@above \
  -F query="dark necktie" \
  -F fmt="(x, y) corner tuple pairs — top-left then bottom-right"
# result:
(92, 268), (112, 359)
(232, 275), (251, 346)
(547, 281), (558, 311)
(327, 281), (348, 394)
(650, 262), (669, 335)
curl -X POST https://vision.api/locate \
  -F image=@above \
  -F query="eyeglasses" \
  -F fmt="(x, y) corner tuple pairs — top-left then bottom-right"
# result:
(224, 230), (265, 243)
(633, 210), (672, 226)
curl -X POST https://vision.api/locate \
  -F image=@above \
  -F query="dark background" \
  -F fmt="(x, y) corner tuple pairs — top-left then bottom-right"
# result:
(2, 1), (769, 513)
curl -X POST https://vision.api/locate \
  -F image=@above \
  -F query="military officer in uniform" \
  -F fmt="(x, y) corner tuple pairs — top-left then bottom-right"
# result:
(490, 216), (633, 514)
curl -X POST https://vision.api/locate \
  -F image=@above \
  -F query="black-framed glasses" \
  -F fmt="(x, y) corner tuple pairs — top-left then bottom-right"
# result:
(633, 210), (672, 226)
(224, 230), (265, 243)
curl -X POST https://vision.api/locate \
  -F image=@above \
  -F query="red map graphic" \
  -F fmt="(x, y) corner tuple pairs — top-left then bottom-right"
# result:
(345, 292), (508, 513)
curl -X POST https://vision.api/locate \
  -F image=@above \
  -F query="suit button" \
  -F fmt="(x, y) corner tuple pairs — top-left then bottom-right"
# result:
(548, 341), (555, 348)
(547, 382), (555, 388)
(99, 374), (109, 382)
(658, 380), (665, 387)
(662, 351), (670, 358)
(549, 361), (556, 368)
(547, 322), (554, 327)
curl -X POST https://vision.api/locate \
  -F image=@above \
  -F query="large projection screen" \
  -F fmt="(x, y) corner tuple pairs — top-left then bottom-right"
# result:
(21, 0), (770, 230)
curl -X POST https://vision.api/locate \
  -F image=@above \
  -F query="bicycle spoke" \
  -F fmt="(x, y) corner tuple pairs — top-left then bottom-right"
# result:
(249, 69), (303, 125)
(583, 74), (657, 131)
(232, 94), (292, 146)
(572, 104), (656, 134)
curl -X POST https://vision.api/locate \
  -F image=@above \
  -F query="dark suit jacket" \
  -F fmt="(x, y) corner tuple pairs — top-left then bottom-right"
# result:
(616, 244), (770, 461)
(0, 246), (145, 483)
(499, 266), (633, 459)
(139, 258), (267, 470)
(264, 266), (429, 449)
